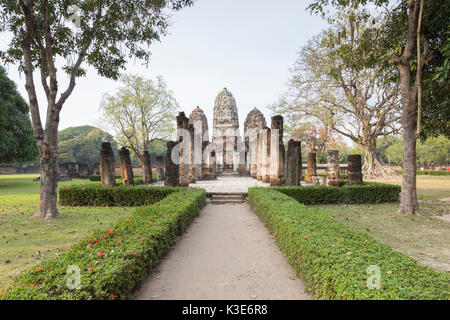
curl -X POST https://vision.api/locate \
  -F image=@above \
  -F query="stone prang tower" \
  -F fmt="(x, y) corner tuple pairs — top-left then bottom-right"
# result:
(212, 88), (240, 172)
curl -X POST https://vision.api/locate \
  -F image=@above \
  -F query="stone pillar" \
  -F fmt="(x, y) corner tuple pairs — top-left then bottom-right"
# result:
(210, 150), (217, 180)
(188, 124), (196, 184)
(192, 131), (203, 181)
(286, 139), (301, 186)
(256, 130), (262, 181)
(238, 137), (247, 176)
(176, 111), (189, 140)
(142, 151), (152, 184)
(99, 142), (116, 186)
(78, 163), (89, 178)
(306, 152), (316, 183)
(270, 116), (285, 186)
(214, 136), (224, 173)
(348, 154), (363, 184)
(233, 136), (239, 173)
(249, 131), (257, 177)
(156, 156), (165, 181)
(262, 127), (271, 183)
(164, 141), (179, 186)
(327, 150), (340, 187)
(201, 141), (209, 180)
(118, 147), (134, 185)
(177, 112), (190, 186)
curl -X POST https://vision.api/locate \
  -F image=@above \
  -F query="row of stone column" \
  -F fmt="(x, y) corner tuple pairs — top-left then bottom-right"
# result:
(253, 116), (302, 186)
(165, 112), (218, 187)
(99, 142), (166, 186)
(305, 151), (362, 186)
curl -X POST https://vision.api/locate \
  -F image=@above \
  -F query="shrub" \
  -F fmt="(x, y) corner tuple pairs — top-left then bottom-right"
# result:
(396, 170), (450, 176)
(248, 188), (450, 300)
(0, 189), (206, 300)
(59, 184), (181, 206)
(274, 183), (400, 205)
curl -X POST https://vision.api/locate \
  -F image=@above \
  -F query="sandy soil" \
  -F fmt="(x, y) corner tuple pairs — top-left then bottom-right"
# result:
(132, 203), (311, 300)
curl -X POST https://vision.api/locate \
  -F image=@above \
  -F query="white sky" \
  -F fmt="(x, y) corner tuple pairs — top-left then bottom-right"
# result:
(1, 0), (328, 138)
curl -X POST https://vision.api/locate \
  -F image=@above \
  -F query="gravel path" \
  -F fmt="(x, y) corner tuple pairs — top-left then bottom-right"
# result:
(132, 203), (311, 300)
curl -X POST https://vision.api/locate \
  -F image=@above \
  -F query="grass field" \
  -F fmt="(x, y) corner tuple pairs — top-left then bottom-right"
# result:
(317, 176), (450, 272)
(0, 174), (132, 289)
(1, 174), (449, 291)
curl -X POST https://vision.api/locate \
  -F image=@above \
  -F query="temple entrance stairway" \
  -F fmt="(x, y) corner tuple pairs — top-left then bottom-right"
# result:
(209, 192), (247, 204)
(189, 176), (269, 194)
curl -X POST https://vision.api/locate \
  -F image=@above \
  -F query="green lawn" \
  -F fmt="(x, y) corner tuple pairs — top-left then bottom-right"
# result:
(316, 176), (450, 273)
(0, 174), (132, 289)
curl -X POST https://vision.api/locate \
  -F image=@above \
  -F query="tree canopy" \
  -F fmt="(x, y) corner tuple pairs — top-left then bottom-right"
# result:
(58, 125), (117, 164)
(0, 66), (38, 163)
(272, 10), (401, 178)
(381, 135), (450, 166)
(100, 74), (178, 164)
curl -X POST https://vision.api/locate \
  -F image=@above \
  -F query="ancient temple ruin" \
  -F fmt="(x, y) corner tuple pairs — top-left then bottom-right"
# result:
(212, 88), (240, 175)
(162, 87), (362, 187)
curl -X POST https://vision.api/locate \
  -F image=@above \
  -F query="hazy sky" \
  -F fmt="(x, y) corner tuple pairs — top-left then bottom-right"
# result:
(1, 0), (329, 137)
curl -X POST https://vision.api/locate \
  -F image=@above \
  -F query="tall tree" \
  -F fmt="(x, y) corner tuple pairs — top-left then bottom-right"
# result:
(307, 0), (449, 214)
(0, 0), (194, 219)
(273, 11), (401, 178)
(0, 66), (38, 163)
(100, 74), (177, 182)
(290, 122), (341, 163)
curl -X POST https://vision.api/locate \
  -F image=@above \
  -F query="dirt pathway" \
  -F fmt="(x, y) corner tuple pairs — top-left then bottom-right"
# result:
(132, 203), (311, 300)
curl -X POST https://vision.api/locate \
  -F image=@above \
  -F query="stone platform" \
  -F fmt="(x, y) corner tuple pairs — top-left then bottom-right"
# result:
(189, 176), (270, 193)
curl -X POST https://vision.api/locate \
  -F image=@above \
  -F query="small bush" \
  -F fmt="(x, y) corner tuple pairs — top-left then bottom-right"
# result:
(0, 189), (206, 300)
(59, 184), (180, 207)
(248, 188), (450, 300)
(274, 183), (400, 205)
(396, 170), (450, 176)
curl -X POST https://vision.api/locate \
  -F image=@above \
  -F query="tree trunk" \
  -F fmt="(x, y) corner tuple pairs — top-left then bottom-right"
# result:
(362, 146), (397, 179)
(395, 0), (420, 215)
(37, 144), (60, 219)
(398, 72), (419, 214)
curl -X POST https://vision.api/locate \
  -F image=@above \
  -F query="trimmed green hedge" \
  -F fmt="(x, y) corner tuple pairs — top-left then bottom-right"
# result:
(274, 183), (400, 205)
(59, 184), (181, 206)
(396, 170), (450, 176)
(0, 189), (206, 300)
(248, 188), (450, 300)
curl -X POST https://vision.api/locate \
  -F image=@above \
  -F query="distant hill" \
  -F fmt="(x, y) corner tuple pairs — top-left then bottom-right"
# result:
(58, 125), (118, 164)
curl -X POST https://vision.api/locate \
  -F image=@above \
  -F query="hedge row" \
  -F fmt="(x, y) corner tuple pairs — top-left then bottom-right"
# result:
(248, 188), (449, 300)
(274, 183), (400, 205)
(59, 184), (181, 206)
(0, 189), (206, 300)
(396, 170), (450, 176)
